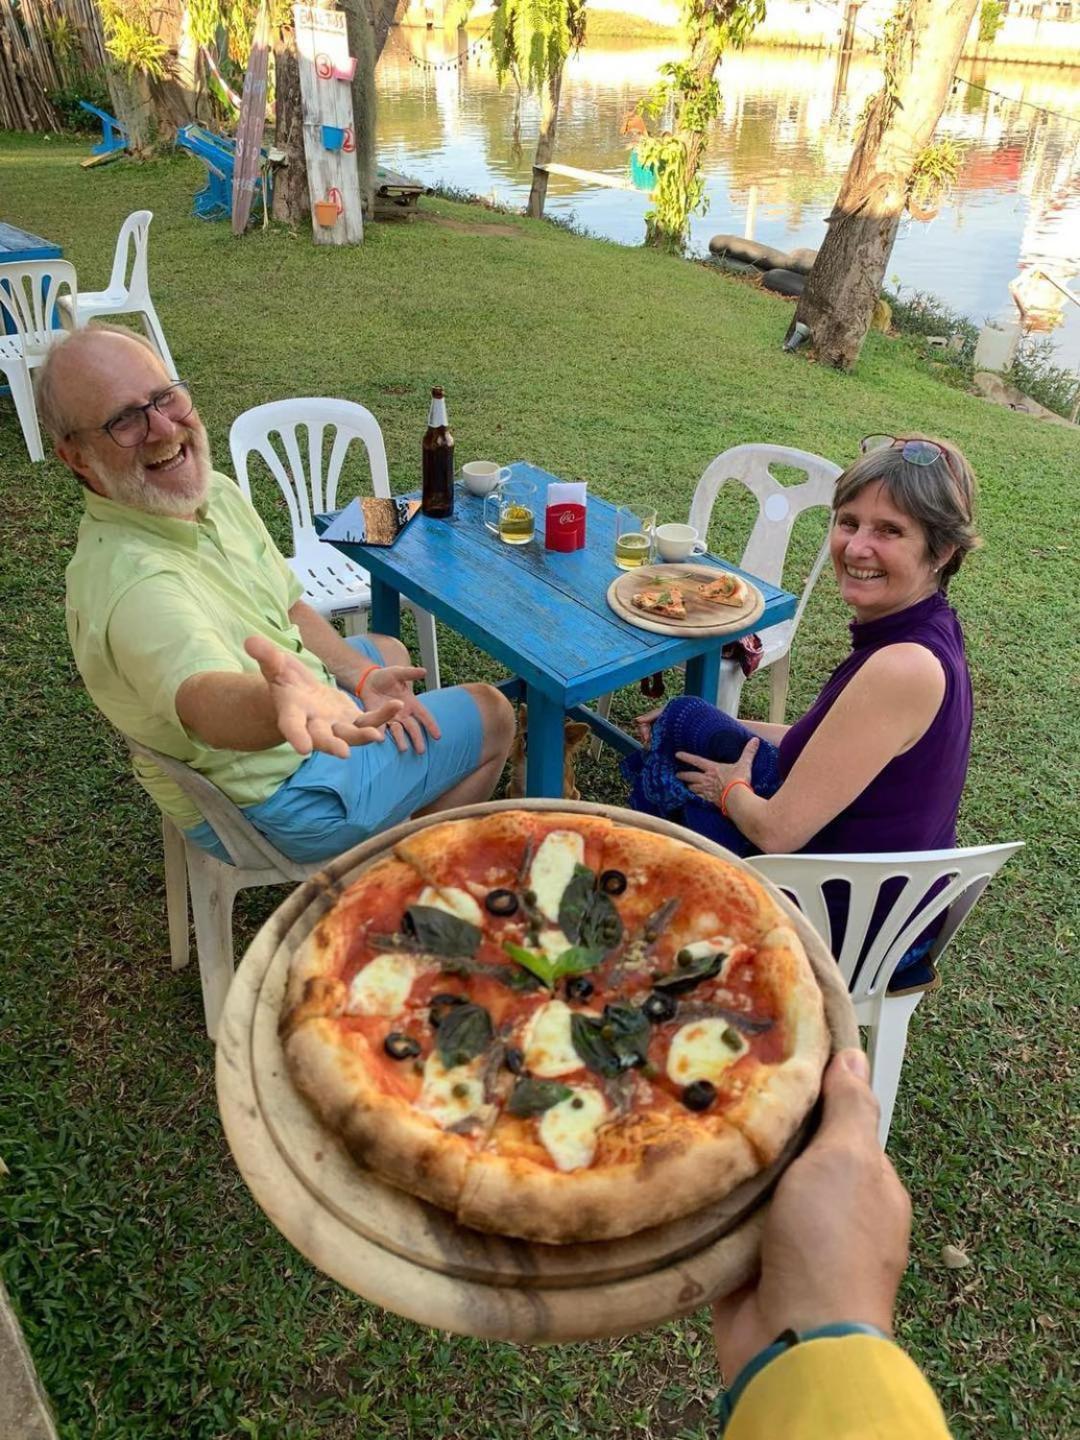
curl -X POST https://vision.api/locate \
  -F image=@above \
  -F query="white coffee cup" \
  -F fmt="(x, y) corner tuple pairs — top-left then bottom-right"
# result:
(462, 461), (511, 497)
(655, 522), (707, 562)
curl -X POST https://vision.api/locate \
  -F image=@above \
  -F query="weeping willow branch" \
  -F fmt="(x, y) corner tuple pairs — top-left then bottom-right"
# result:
(636, 0), (764, 253)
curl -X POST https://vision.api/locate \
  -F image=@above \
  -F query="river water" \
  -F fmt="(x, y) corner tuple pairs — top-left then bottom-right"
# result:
(376, 31), (1080, 369)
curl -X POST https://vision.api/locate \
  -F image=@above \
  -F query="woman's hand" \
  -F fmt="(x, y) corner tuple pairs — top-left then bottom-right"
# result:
(362, 664), (442, 754)
(633, 707), (664, 748)
(676, 737), (758, 807)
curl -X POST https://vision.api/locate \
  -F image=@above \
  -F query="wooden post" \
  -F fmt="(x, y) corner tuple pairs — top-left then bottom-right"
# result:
(293, 4), (363, 245)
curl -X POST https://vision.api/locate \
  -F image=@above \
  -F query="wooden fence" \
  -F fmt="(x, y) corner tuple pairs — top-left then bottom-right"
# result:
(0, 0), (107, 132)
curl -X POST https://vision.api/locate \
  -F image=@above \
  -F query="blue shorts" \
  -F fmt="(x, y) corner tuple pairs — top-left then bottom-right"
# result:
(184, 636), (483, 865)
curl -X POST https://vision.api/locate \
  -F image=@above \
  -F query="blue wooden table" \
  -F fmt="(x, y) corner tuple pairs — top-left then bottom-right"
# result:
(317, 462), (796, 797)
(0, 222), (62, 264)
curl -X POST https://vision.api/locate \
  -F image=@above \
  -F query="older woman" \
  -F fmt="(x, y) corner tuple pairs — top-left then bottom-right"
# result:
(624, 434), (979, 987)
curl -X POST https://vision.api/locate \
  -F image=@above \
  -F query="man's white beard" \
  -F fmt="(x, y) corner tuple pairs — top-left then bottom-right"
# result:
(91, 430), (211, 517)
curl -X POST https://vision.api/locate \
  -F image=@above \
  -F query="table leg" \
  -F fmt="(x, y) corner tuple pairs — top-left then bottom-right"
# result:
(370, 577), (401, 639)
(685, 646), (722, 705)
(524, 687), (566, 799)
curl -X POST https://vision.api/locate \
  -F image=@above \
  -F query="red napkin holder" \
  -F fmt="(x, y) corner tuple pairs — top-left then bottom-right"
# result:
(544, 481), (587, 551)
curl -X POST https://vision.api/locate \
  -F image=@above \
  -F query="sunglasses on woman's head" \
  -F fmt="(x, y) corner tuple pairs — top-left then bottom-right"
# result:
(860, 434), (961, 484)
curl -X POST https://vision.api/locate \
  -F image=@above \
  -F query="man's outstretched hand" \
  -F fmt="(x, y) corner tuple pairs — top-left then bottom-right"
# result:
(711, 1049), (912, 1383)
(362, 664), (442, 754)
(245, 635), (402, 760)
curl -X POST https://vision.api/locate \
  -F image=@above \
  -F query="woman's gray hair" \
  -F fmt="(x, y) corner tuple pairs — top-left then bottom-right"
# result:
(832, 436), (980, 589)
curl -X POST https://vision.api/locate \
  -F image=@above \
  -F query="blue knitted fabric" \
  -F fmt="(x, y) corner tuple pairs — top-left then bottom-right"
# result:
(621, 696), (781, 856)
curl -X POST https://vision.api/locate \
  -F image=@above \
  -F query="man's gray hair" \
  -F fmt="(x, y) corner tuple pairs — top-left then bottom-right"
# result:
(34, 323), (160, 442)
(832, 437), (980, 590)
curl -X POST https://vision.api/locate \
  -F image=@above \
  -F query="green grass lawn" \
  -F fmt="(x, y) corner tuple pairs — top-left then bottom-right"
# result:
(1, 132), (1077, 1440)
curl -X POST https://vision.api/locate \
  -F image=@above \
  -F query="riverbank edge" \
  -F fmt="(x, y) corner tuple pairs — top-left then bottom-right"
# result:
(442, 16), (1080, 67)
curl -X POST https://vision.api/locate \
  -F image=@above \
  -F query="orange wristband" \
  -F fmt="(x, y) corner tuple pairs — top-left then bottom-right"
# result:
(719, 778), (752, 817)
(354, 662), (381, 699)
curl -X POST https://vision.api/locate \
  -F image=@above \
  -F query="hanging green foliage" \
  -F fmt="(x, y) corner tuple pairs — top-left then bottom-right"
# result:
(447, 0), (585, 92)
(636, 0), (765, 253)
(97, 0), (171, 80)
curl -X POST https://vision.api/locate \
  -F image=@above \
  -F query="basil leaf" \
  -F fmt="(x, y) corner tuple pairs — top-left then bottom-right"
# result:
(601, 1003), (651, 1070)
(552, 945), (602, 979)
(557, 865), (595, 943)
(503, 941), (557, 988)
(435, 1002), (494, 1068)
(403, 905), (481, 958)
(569, 1012), (624, 1078)
(653, 951), (727, 996)
(506, 1077), (573, 1118)
(579, 891), (623, 952)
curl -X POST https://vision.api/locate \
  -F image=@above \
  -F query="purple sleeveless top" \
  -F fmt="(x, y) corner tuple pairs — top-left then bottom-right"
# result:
(777, 591), (973, 854)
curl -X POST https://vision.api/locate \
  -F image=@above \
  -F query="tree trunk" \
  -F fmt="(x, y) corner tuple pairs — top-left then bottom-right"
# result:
(791, 0), (979, 369)
(106, 68), (154, 155)
(340, 0), (378, 218)
(272, 23), (309, 223)
(526, 68), (563, 219)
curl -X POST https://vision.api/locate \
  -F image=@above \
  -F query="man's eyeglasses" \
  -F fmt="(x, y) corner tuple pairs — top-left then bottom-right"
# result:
(860, 433), (961, 484)
(75, 381), (194, 448)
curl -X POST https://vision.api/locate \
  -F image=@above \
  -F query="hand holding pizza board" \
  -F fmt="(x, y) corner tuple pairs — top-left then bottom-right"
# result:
(217, 801), (856, 1343)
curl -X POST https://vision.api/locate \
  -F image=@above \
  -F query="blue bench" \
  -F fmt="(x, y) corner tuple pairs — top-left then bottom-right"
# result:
(78, 101), (128, 157)
(176, 124), (270, 221)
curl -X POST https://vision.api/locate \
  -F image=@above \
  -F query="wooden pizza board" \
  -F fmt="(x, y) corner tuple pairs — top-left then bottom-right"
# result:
(608, 563), (765, 637)
(216, 801), (857, 1344)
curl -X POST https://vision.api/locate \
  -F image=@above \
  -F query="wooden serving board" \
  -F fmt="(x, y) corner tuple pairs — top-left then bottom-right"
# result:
(216, 801), (857, 1344)
(608, 563), (765, 637)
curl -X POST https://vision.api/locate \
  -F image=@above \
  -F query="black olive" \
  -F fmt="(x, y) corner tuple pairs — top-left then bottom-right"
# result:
(429, 993), (467, 1028)
(565, 975), (594, 1003)
(485, 888), (519, 917)
(676, 948), (694, 968)
(643, 991), (677, 1023)
(505, 1046), (525, 1074)
(571, 1096), (584, 1110)
(384, 1032), (421, 1060)
(599, 869), (628, 896)
(682, 1080), (717, 1112)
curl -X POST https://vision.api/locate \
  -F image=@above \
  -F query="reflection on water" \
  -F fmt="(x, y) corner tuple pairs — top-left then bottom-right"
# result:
(376, 33), (1080, 367)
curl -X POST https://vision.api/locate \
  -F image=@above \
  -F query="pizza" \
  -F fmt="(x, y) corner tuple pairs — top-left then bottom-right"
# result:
(698, 571), (749, 608)
(279, 811), (829, 1245)
(631, 585), (687, 620)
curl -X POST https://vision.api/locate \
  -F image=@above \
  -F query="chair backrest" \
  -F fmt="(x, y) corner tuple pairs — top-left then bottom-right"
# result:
(688, 443), (842, 638)
(749, 844), (1023, 1001)
(125, 737), (315, 878)
(0, 259), (78, 357)
(107, 209), (153, 300)
(229, 398), (392, 555)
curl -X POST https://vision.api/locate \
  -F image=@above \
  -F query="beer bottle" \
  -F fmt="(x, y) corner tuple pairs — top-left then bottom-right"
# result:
(421, 386), (454, 518)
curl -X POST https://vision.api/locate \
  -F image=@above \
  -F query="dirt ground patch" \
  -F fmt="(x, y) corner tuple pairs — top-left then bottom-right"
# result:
(419, 213), (522, 239)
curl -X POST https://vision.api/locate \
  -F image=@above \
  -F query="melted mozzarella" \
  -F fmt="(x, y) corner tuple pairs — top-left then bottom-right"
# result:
(539, 1087), (609, 1171)
(666, 1019), (749, 1086)
(416, 1052), (487, 1128)
(346, 952), (419, 1016)
(529, 830), (585, 923)
(417, 884), (483, 928)
(522, 1000), (587, 1078)
(537, 926), (570, 964)
(681, 936), (735, 962)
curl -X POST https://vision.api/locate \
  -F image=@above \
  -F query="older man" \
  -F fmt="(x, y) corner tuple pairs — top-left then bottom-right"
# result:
(39, 325), (514, 863)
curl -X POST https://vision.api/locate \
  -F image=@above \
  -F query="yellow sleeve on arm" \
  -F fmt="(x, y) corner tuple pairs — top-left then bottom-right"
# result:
(726, 1336), (953, 1440)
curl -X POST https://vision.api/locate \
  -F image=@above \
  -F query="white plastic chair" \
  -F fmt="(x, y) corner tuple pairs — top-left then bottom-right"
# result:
(230, 398), (441, 687)
(126, 739), (323, 1041)
(749, 843), (1023, 1146)
(688, 443), (842, 722)
(0, 258), (79, 461)
(56, 210), (177, 378)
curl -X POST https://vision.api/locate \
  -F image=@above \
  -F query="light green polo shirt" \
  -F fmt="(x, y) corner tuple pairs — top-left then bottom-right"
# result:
(65, 471), (334, 829)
